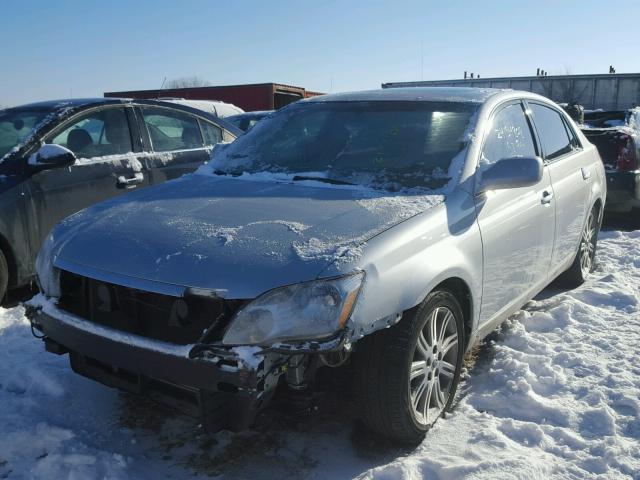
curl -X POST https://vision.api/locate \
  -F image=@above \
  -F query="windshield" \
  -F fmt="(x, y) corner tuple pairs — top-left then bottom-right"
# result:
(0, 108), (52, 159)
(211, 101), (478, 190)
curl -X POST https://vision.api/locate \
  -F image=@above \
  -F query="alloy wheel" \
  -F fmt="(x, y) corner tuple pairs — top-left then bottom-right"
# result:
(409, 306), (459, 426)
(579, 210), (597, 277)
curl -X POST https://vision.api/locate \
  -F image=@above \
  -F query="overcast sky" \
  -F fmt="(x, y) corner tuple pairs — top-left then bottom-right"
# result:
(2, 0), (638, 106)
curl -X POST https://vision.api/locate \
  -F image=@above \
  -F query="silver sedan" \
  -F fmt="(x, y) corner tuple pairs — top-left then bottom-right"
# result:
(30, 87), (606, 444)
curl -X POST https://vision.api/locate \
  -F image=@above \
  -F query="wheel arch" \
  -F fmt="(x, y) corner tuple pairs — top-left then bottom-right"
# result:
(593, 197), (604, 223)
(431, 277), (473, 349)
(0, 232), (17, 288)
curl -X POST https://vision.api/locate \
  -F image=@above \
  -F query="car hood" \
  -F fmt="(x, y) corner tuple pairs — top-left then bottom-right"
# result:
(48, 174), (444, 298)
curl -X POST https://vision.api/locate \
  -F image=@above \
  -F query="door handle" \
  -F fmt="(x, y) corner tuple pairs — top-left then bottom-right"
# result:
(581, 167), (591, 180)
(541, 190), (553, 204)
(117, 172), (144, 189)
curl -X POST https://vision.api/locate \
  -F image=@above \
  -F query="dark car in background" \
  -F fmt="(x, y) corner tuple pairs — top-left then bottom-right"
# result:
(0, 98), (241, 303)
(579, 109), (639, 214)
(226, 111), (273, 132)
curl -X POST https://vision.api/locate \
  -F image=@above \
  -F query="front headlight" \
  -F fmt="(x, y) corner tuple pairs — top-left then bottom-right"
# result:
(222, 272), (364, 346)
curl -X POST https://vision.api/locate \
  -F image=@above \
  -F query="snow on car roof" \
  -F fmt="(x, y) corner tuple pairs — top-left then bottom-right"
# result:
(12, 98), (128, 110)
(304, 87), (503, 104)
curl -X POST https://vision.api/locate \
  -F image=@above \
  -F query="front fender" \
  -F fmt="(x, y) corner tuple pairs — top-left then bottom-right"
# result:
(0, 175), (31, 287)
(336, 190), (483, 342)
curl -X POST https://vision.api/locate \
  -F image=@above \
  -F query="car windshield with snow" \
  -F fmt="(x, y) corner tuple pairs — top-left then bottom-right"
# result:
(216, 101), (475, 189)
(28, 87), (606, 444)
(0, 98), (240, 305)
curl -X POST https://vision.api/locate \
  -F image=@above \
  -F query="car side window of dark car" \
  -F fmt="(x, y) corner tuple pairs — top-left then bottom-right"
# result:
(199, 120), (222, 146)
(529, 103), (573, 160)
(47, 107), (132, 159)
(482, 102), (537, 165)
(141, 107), (204, 152)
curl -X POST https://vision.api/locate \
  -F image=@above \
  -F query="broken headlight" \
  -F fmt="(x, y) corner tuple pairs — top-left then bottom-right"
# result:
(222, 272), (364, 346)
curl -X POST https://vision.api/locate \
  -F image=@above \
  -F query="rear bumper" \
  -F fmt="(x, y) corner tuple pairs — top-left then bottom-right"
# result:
(605, 170), (640, 211)
(26, 302), (267, 431)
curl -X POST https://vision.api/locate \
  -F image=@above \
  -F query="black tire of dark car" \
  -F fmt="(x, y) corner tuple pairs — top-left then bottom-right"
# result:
(559, 205), (601, 287)
(0, 249), (8, 302)
(354, 289), (465, 444)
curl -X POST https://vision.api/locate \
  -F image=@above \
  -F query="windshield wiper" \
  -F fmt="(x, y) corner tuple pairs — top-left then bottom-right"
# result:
(292, 175), (355, 186)
(213, 169), (243, 177)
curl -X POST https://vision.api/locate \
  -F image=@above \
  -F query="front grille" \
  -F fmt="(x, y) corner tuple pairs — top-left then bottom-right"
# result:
(58, 270), (245, 345)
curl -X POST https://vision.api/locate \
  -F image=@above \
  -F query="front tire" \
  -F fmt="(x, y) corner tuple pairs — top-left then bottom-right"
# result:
(354, 289), (465, 444)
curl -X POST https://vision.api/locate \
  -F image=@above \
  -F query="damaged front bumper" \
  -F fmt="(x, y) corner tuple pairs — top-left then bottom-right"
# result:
(26, 299), (348, 432)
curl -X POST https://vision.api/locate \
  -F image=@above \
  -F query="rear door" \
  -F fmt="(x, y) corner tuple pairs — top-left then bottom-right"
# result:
(475, 100), (556, 327)
(25, 105), (146, 251)
(527, 102), (591, 275)
(135, 106), (224, 184)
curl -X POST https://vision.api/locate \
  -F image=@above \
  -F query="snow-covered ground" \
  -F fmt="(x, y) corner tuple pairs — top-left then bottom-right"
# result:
(1, 228), (638, 479)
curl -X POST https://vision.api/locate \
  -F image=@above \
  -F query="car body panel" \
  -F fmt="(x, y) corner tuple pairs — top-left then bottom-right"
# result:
(473, 167), (556, 326)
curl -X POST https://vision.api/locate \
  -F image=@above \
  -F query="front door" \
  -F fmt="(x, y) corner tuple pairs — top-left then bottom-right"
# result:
(24, 106), (146, 256)
(474, 101), (556, 327)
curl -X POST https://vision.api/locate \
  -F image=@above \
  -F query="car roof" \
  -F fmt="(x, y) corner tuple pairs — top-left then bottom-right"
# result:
(304, 87), (505, 104)
(8, 97), (242, 136)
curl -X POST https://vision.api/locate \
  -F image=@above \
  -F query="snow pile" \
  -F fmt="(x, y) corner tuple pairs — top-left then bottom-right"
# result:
(1, 229), (639, 479)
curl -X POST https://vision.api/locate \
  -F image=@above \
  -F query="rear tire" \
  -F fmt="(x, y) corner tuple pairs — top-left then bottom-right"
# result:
(0, 249), (8, 304)
(559, 205), (600, 287)
(354, 289), (465, 444)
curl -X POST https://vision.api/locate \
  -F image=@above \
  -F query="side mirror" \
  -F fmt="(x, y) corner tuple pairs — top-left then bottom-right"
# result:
(477, 156), (543, 192)
(28, 144), (76, 170)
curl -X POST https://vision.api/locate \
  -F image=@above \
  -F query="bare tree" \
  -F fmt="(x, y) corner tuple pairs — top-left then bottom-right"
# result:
(164, 76), (211, 89)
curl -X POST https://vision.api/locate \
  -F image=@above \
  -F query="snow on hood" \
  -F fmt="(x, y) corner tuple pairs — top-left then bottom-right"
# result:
(44, 174), (444, 299)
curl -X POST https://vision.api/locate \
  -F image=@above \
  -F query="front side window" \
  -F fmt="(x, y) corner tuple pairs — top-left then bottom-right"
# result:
(211, 101), (478, 191)
(482, 102), (537, 164)
(529, 104), (573, 160)
(48, 108), (132, 158)
(142, 107), (204, 152)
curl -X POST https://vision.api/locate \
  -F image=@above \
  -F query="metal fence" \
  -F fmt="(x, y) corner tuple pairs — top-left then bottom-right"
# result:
(382, 73), (640, 111)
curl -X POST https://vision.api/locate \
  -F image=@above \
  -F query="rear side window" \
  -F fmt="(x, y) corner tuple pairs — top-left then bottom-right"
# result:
(48, 108), (132, 158)
(141, 107), (204, 152)
(529, 104), (573, 160)
(482, 102), (537, 164)
(200, 120), (222, 146)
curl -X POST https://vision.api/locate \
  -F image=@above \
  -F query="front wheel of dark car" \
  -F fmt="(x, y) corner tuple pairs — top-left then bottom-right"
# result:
(354, 289), (465, 444)
(559, 205), (601, 287)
